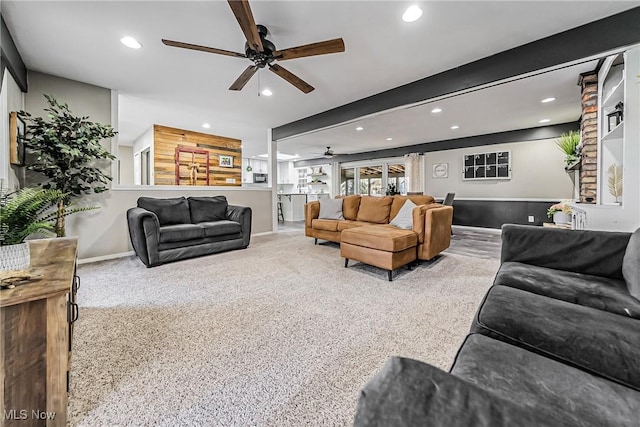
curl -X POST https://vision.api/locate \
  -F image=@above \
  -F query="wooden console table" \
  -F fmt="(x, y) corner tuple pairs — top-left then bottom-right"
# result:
(0, 238), (78, 427)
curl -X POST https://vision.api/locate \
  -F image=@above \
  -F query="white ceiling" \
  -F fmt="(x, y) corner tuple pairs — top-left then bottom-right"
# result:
(3, 1), (637, 159)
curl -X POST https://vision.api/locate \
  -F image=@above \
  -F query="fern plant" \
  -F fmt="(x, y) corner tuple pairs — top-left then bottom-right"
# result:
(0, 187), (60, 245)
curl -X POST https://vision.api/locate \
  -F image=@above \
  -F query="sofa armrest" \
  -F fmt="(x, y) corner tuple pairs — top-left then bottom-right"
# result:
(226, 205), (252, 247)
(305, 201), (320, 228)
(501, 224), (630, 279)
(354, 356), (549, 427)
(414, 203), (453, 260)
(126, 207), (161, 267)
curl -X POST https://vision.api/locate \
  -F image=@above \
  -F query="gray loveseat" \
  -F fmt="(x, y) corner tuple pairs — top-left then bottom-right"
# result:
(354, 224), (640, 426)
(127, 196), (251, 267)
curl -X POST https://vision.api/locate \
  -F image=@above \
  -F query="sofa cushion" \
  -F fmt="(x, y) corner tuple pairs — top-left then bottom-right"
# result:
(495, 261), (640, 319)
(354, 356), (550, 427)
(389, 199), (416, 229)
(199, 220), (242, 238)
(623, 228), (640, 300)
(390, 195), (435, 220)
(318, 198), (344, 220)
(159, 224), (205, 243)
(451, 334), (640, 427)
(138, 197), (191, 226)
(337, 220), (369, 232)
(188, 196), (228, 223)
(472, 285), (640, 391)
(341, 225), (417, 252)
(311, 219), (340, 232)
(356, 196), (393, 224)
(341, 195), (362, 220)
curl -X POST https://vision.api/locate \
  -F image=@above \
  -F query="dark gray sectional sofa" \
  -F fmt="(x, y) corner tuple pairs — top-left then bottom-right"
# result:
(127, 196), (251, 267)
(355, 224), (640, 427)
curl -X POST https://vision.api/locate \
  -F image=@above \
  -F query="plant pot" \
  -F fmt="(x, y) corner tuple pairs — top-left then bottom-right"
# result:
(553, 212), (571, 225)
(0, 242), (31, 271)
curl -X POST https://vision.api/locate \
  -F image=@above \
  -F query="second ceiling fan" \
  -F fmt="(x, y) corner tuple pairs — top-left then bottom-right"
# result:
(162, 0), (345, 94)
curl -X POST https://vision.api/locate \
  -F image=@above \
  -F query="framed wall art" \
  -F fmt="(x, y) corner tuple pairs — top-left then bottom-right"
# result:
(463, 151), (511, 180)
(9, 112), (26, 165)
(219, 155), (233, 168)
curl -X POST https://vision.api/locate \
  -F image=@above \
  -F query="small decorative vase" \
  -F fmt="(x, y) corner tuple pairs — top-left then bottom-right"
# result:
(553, 212), (571, 225)
(0, 243), (31, 271)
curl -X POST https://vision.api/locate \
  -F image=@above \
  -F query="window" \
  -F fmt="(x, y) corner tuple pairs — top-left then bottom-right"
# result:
(340, 167), (355, 195)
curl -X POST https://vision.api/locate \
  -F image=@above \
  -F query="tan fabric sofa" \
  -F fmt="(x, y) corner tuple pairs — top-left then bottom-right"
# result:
(304, 195), (453, 261)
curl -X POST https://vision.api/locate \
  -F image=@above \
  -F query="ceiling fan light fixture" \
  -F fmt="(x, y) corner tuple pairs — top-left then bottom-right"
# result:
(402, 5), (423, 23)
(120, 36), (142, 49)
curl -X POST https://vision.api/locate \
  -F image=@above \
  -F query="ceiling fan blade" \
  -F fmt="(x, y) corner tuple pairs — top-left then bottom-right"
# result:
(161, 39), (246, 58)
(229, 65), (258, 91)
(274, 38), (345, 61)
(269, 64), (314, 94)
(227, 0), (264, 52)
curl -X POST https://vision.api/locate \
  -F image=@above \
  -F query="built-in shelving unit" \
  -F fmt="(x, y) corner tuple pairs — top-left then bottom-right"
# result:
(598, 53), (625, 206)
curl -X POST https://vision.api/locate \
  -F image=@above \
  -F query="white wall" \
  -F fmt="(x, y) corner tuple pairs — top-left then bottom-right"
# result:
(118, 145), (134, 185)
(0, 70), (25, 189)
(424, 138), (574, 200)
(132, 127), (153, 185)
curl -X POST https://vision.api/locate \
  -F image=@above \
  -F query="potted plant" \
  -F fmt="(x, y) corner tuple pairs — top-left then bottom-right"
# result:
(0, 187), (61, 271)
(547, 201), (572, 225)
(555, 130), (581, 167)
(18, 95), (117, 237)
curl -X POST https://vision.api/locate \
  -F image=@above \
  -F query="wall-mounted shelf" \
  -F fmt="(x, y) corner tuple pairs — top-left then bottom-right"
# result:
(603, 77), (624, 107)
(602, 122), (624, 141)
(565, 159), (581, 171)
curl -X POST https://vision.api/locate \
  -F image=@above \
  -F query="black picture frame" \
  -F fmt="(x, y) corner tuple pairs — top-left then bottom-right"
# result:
(463, 150), (511, 180)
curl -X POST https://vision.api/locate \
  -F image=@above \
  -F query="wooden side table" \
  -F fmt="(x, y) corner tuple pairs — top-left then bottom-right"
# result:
(0, 238), (78, 427)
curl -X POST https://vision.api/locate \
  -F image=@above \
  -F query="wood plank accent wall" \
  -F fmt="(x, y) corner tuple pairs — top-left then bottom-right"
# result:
(153, 124), (242, 186)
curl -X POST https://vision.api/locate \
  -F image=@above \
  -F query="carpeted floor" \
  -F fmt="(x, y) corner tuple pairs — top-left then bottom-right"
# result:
(69, 232), (500, 426)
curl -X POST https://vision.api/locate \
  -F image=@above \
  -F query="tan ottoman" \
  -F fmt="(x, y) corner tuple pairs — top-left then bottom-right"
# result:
(340, 225), (417, 281)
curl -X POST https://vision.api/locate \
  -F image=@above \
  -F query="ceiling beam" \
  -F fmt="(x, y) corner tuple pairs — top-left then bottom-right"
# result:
(276, 7), (640, 141)
(0, 15), (28, 92)
(293, 121), (579, 167)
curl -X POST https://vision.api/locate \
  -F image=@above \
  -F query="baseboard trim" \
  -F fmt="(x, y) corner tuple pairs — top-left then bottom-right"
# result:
(453, 225), (502, 234)
(78, 251), (135, 265)
(252, 231), (275, 237)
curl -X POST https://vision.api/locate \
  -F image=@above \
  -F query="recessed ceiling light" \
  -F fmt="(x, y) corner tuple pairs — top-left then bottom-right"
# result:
(356, 126), (364, 131)
(539, 119), (551, 123)
(261, 89), (273, 96)
(202, 123), (211, 129)
(402, 5), (423, 22)
(431, 108), (442, 113)
(120, 36), (141, 49)
(541, 97), (556, 103)
(450, 125), (459, 130)
(386, 137), (393, 141)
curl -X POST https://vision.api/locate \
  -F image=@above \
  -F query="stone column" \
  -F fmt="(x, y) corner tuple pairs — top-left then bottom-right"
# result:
(578, 72), (598, 203)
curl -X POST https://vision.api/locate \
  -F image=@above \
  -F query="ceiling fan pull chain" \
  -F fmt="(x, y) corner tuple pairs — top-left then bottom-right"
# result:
(258, 70), (261, 97)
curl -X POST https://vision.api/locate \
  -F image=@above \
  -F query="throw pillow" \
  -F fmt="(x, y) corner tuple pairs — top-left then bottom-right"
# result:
(137, 197), (191, 226)
(390, 199), (417, 229)
(188, 196), (228, 223)
(319, 198), (344, 220)
(622, 227), (640, 300)
(356, 196), (393, 224)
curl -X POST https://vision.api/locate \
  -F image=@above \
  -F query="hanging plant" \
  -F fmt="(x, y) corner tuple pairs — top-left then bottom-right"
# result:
(555, 130), (581, 165)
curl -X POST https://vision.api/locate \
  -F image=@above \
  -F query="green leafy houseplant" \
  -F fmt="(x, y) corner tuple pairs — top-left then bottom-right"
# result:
(18, 95), (117, 237)
(555, 130), (581, 165)
(0, 187), (60, 245)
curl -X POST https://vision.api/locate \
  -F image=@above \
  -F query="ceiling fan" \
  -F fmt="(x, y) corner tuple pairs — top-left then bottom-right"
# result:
(161, 0), (345, 94)
(311, 146), (348, 158)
